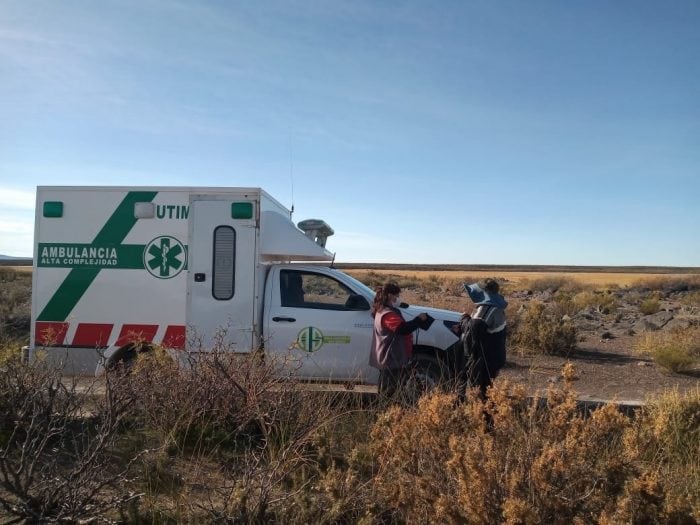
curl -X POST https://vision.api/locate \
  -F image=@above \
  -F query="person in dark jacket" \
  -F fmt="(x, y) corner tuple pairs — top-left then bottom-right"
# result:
(369, 282), (428, 397)
(453, 278), (508, 400)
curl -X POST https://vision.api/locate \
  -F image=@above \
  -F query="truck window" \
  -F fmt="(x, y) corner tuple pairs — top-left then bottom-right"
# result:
(212, 226), (235, 300)
(280, 270), (355, 310)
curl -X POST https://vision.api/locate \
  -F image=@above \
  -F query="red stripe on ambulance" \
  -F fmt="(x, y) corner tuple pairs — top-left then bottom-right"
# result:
(163, 325), (186, 349)
(116, 324), (159, 346)
(73, 323), (114, 347)
(35, 322), (69, 345)
(35, 322), (186, 349)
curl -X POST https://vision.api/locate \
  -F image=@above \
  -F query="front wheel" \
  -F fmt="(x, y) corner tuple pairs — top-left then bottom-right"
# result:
(401, 354), (446, 404)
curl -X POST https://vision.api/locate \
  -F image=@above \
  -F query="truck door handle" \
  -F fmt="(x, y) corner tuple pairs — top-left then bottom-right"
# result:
(272, 316), (296, 323)
(194, 273), (206, 282)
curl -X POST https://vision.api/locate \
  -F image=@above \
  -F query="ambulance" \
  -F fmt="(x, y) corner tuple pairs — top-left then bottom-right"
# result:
(30, 186), (461, 384)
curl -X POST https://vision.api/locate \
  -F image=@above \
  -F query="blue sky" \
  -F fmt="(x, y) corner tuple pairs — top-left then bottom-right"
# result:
(1, 1), (698, 265)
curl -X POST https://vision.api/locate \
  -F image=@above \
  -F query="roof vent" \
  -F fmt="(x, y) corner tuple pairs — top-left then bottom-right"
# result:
(297, 219), (334, 248)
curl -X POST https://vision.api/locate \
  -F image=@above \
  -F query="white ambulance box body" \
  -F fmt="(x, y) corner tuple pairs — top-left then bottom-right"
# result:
(31, 186), (331, 374)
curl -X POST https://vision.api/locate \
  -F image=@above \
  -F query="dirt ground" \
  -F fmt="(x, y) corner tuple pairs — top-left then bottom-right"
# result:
(499, 335), (699, 402)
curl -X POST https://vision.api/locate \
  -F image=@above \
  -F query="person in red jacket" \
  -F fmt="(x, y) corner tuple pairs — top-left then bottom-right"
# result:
(369, 282), (428, 397)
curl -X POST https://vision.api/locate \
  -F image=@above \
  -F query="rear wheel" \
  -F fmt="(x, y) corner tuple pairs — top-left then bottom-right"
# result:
(108, 343), (152, 375)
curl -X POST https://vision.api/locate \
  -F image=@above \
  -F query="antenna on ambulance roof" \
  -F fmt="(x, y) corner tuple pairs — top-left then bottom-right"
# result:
(288, 127), (295, 217)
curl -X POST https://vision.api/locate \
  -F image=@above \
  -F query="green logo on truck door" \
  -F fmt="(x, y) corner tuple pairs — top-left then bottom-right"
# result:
(294, 327), (351, 353)
(144, 236), (187, 278)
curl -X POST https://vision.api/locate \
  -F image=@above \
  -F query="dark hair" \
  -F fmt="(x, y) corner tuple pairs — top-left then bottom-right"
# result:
(483, 278), (500, 294)
(371, 281), (401, 317)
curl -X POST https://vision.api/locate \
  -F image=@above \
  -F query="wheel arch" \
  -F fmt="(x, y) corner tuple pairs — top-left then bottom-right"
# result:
(105, 340), (155, 370)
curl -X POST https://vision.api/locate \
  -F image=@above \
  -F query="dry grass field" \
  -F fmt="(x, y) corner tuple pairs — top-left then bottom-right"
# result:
(1, 265), (32, 272)
(344, 267), (700, 288)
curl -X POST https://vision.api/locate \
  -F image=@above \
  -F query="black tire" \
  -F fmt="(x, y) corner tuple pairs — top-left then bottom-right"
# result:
(401, 354), (446, 404)
(108, 343), (151, 375)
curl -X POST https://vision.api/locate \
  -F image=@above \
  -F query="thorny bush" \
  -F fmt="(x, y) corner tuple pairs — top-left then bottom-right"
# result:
(116, 345), (375, 523)
(0, 352), (140, 522)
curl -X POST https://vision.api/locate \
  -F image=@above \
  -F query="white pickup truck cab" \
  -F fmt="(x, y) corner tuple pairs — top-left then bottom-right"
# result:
(30, 186), (461, 384)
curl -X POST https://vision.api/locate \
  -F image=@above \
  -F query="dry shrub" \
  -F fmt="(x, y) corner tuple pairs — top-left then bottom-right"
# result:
(0, 267), (31, 341)
(116, 346), (269, 454)
(510, 301), (577, 356)
(0, 339), (21, 366)
(370, 380), (652, 524)
(281, 407), (380, 524)
(0, 355), (139, 522)
(572, 290), (618, 315)
(422, 274), (443, 293)
(681, 290), (700, 309)
(639, 295), (661, 315)
(117, 347), (376, 523)
(617, 388), (700, 522)
(634, 327), (700, 373)
(548, 292), (580, 319)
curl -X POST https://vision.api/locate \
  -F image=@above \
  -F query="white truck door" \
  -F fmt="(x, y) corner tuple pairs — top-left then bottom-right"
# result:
(264, 267), (378, 383)
(187, 196), (257, 352)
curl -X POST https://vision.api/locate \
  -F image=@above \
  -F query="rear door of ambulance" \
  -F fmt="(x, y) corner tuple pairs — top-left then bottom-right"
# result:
(186, 192), (258, 352)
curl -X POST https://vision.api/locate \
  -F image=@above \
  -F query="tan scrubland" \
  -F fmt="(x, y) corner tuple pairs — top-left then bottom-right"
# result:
(1, 266), (699, 522)
(0, 348), (698, 523)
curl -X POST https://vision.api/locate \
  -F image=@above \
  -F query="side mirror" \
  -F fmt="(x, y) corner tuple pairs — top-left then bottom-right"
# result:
(345, 294), (370, 311)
